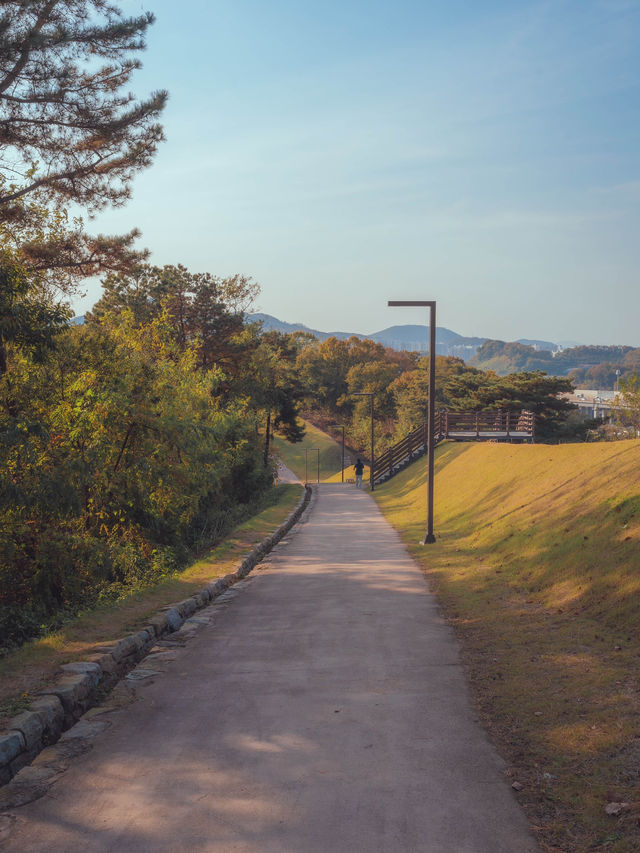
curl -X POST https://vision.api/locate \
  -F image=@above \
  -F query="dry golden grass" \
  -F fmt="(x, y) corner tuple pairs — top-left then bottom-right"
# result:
(374, 439), (640, 853)
(0, 484), (302, 728)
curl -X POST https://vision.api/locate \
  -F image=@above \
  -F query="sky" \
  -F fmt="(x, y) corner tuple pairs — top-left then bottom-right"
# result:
(75, 0), (640, 345)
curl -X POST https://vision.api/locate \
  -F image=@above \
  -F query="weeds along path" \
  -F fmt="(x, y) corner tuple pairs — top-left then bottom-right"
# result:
(1, 484), (537, 853)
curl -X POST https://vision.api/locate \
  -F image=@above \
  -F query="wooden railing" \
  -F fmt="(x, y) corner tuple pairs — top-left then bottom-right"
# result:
(437, 409), (535, 439)
(371, 409), (534, 486)
(371, 422), (430, 486)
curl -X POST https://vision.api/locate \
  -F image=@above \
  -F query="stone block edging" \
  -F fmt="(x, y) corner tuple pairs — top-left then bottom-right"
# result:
(0, 484), (312, 787)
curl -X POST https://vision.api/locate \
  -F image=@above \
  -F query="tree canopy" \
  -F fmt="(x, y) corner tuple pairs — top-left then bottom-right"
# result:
(472, 339), (640, 391)
(293, 336), (581, 454)
(0, 262), (308, 652)
(0, 4), (308, 655)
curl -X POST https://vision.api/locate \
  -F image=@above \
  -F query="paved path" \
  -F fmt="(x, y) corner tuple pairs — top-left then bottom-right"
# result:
(2, 485), (539, 852)
(275, 460), (301, 484)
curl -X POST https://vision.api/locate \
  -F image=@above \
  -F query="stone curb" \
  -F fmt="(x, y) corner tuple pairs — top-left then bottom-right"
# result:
(0, 484), (312, 787)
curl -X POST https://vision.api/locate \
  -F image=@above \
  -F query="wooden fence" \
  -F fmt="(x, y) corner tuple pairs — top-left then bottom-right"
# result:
(437, 409), (535, 440)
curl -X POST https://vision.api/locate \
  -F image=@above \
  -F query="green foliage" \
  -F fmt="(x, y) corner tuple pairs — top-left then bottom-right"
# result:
(473, 340), (640, 391)
(88, 264), (249, 366)
(0, 12), (299, 655)
(390, 356), (480, 435)
(470, 340), (556, 373)
(470, 341), (543, 374)
(615, 373), (640, 431)
(296, 335), (392, 416)
(0, 251), (70, 378)
(494, 372), (575, 441)
(294, 334), (580, 455)
(0, 0), (167, 216)
(233, 327), (306, 450)
(0, 264), (297, 652)
(0, 693), (31, 719)
(555, 344), (634, 368)
(0, 2), (167, 281)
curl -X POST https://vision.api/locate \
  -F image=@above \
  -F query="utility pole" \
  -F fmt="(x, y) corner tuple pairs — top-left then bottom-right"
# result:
(331, 425), (345, 482)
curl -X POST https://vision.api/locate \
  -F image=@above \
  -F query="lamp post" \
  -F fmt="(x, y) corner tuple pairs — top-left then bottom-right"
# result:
(388, 300), (436, 544)
(353, 392), (375, 491)
(331, 424), (346, 482)
(305, 447), (320, 484)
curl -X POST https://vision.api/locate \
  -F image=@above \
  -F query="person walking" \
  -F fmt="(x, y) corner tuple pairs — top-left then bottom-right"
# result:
(354, 458), (365, 489)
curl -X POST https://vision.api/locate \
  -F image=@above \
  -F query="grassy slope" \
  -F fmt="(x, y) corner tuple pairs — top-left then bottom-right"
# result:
(274, 419), (371, 483)
(273, 421), (347, 481)
(374, 440), (640, 853)
(323, 463), (370, 484)
(0, 484), (302, 726)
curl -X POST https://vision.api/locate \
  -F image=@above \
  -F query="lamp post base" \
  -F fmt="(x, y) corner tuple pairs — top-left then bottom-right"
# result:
(422, 533), (436, 544)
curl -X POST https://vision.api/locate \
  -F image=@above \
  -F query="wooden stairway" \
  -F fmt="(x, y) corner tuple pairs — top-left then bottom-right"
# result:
(371, 409), (535, 487)
(371, 422), (437, 487)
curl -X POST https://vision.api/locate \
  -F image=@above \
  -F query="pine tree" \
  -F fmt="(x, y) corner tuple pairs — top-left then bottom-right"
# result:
(0, 0), (167, 274)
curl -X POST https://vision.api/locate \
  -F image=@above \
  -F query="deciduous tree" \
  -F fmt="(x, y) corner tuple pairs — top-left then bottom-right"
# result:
(616, 374), (640, 433)
(88, 264), (251, 373)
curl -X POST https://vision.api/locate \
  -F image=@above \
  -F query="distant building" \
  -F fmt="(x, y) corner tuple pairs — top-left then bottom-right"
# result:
(562, 389), (618, 420)
(388, 340), (483, 358)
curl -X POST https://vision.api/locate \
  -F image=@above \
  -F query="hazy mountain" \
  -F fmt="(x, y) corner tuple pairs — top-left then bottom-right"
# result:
(248, 314), (339, 340)
(248, 313), (561, 358)
(75, 310), (565, 359)
(516, 337), (559, 350)
(365, 325), (485, 356)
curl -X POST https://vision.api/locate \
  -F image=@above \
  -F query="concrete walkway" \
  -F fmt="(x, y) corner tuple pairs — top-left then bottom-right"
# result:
(275, 459), (302, 484)
(1, 485), (539, 852)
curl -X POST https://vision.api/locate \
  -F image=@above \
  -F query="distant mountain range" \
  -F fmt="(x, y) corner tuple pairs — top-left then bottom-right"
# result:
(248, 313), (560, 359)
(72, 309), (567, 359)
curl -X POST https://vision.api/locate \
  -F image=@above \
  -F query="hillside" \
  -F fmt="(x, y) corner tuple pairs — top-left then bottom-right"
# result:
(249, 312), (489, 356)
(272, 421), (346, 482)
(374, 440), (640, 852)
(471, 340), (640, 386)
(251, 313), (640, 388)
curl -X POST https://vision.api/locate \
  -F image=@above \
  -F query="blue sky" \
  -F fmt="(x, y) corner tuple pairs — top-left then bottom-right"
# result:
(79, 0), (640, 345)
